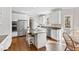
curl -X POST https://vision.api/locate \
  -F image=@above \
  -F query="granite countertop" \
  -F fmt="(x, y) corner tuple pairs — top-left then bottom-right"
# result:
(41, 25), (61, 30)
(30, 31), (46, 36)
(0, 35), (8, 43)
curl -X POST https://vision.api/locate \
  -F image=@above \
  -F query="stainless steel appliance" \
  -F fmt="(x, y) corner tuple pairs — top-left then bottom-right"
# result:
(12, 21), (17, 32)
(17, 20), (27, 36)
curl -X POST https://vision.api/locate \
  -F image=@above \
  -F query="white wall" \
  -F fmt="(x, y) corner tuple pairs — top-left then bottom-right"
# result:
(73, 8), (79, 30)
(61, 8), (79, 33)
(62, 8), (74, 30)
(0, 7), (12, 35)
(12, 13), (29, 21)
(61, 8), (79, 42)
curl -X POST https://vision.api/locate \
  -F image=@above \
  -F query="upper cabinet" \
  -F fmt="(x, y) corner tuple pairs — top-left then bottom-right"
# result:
(38, 14), (48, 26)
(50, 8), (62, 25)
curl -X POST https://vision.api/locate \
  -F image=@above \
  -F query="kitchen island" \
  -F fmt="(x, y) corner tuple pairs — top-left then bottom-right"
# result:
(26, 28), (47, 49)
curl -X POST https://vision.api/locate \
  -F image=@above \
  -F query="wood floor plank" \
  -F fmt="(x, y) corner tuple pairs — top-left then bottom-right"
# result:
(6, 36), (65, 51)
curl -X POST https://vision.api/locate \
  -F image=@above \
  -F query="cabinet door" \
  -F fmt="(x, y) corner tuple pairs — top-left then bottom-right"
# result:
(50, 30), (57, 39)
(37, 33), (47, 48)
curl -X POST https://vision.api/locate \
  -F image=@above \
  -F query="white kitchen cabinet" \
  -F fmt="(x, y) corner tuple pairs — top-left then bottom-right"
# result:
(26, 32), (47, 49)
(32, 32), (47, 49)
(37, 32), (47, 48)
(12, 31), (18, 37)
(50, 29), (61, 42)
(48, 9), (62, 42)
(50, 30), (57, 39)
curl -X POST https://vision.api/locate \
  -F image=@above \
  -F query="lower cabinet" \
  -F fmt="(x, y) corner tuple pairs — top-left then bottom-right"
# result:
(32, 32), (47, 49)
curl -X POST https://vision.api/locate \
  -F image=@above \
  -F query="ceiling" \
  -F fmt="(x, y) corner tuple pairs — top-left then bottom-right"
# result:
(12, 7), (75, 15)
(12, 7), (56, 15)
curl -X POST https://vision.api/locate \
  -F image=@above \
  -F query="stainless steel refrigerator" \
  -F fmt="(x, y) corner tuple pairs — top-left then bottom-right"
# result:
(17, 20), (27, 36)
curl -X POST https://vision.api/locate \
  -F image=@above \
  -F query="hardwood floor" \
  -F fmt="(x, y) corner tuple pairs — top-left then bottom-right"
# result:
(7, 36), (66, 51)
(7, 37), (37, 51)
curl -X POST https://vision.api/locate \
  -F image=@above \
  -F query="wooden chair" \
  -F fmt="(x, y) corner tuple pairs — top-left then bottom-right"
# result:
(63, 32), (79, 51)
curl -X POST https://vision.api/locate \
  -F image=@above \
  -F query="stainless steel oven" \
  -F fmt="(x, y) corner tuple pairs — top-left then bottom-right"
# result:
(12, 21), (17, 32)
